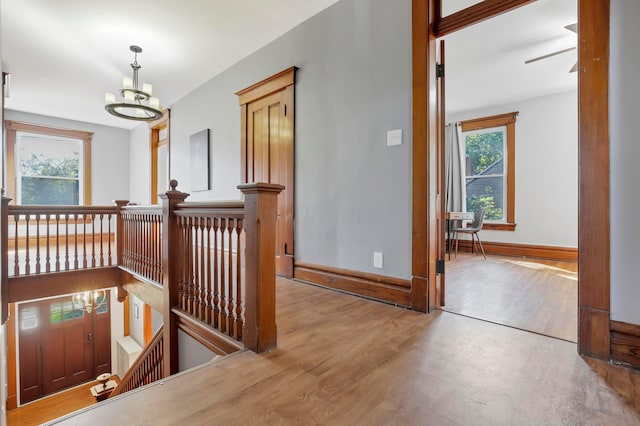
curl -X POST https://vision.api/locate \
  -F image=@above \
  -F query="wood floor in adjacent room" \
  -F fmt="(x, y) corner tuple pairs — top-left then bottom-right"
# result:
(54, 277), (639, 425)
(445, 253), (578, 342)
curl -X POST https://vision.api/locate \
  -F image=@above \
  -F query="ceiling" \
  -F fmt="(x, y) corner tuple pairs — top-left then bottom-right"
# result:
(443, 0), (577, 115)
(1, 0), (340, 129)
(1, 0), (576, 129)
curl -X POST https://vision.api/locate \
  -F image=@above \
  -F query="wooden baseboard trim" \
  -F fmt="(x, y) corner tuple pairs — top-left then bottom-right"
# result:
(293, 261), (411, 308)
(450, 239), (577, 261)
(173, 308), (243, 356)
(611, 320), (640, 369)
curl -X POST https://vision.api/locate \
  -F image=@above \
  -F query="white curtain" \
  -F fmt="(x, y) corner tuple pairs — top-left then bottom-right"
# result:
(445, 122), (466, 212)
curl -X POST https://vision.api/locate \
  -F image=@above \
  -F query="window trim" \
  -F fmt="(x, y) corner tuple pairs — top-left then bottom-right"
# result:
(460, 111), (517, 231)
(5, 120), (92, 205)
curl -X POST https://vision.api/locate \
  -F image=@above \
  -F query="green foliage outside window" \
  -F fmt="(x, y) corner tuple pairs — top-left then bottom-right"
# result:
(465, 131), (504, 176)
(465, 130), (505, 221)
(20, 152), (80, 205)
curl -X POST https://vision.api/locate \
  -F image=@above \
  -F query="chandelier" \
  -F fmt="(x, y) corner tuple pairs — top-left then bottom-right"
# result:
(72, 289), (107, 313)
(105, 45), (163, 121)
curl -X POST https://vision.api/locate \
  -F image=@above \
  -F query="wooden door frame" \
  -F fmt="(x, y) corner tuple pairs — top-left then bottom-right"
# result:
(236, 67), (296, 278)
(411, 0), (611, 358)
(149, 109), (170, 204)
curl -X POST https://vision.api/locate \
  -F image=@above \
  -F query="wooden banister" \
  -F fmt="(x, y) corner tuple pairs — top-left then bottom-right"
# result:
(109, 324), (165, 398)
(1, 196), (11, 324)
(238, 182), (284, 352)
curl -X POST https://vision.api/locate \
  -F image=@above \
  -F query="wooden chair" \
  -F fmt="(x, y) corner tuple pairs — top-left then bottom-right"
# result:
(453, 206), (488, 259)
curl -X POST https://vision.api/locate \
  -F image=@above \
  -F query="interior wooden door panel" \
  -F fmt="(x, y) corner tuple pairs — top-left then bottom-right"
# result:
(238, 68), (296, 277)
(18, 302), (43, 404)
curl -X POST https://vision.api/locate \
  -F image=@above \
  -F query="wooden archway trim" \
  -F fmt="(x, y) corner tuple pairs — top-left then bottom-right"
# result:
(412, 0), (613, 358)
(236, 67), (296, 106)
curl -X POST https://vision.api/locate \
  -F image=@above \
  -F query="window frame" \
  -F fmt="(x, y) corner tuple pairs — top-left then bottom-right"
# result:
(460, 111), (517, 231)
(5, 121), (92, 205)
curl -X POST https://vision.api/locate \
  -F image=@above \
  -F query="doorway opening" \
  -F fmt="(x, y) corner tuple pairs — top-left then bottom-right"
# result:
(16, 292), (111, 405)
(437, 0), (578, 342)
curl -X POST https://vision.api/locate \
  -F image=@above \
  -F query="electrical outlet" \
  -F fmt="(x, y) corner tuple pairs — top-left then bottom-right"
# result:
(373, 252), (383, 269)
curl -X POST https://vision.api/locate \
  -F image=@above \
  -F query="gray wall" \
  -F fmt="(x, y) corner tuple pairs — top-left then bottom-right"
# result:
(610, 0), (640, 325)
(4, 110), (130, 204)
(135, 0), (413, 278)
(177, 330), (217, 372)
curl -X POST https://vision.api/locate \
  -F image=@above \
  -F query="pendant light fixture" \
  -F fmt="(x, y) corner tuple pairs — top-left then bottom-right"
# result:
(105, 45), (163, 121)
(72, 289), (107, 313)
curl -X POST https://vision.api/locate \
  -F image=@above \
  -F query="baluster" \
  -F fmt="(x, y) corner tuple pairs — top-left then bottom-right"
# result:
(74, 214), (79, 269)
(219, 218), (227, 332)
(227, 218), (234, 335)
(198, 217), (206, 321)
(157, 214), (162, 282)
(55, 214), (60, 272)
(64, 214), (70, 270)
(179, 216), (188, 309)
(108, 213), (112, 266)
(24, 214), (31, 275)
(46, 214), (52, 272)
(91, 214), (96, 268)
(35, 215), (41, 274)
(205, 217), (213, 325)
(82, 214), (87, 268)
(212, 218), (220, 329)
(234, 218), (244, 339)
(99, 213), (104, 267)
(13, 215), (19, 276)
(189, 217), (196, 315)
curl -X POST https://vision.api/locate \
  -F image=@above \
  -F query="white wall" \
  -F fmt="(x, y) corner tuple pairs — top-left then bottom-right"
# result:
(109, 288), (125, 378)
(129, 124), (151, 205)
(610, 0), (640, 325)
(130, 0), (412, 278)
(4, 110), (130, 204)
(128, 295), (145, 347)
(448, 89), (578, 248)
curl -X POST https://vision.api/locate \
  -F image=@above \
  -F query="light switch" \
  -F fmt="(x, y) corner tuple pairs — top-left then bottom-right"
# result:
(373, 252), (383, 269)
(387, 129), (402, 146)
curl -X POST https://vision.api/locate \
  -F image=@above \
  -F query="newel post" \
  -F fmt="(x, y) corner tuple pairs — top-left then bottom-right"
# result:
(113, 200), (129, 302)
(1, 196), (11, 324)
(238, 182), (284, 353)
(160, 180), (189, 376)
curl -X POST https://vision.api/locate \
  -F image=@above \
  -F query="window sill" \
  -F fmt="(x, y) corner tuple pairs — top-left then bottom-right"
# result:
(482, 222), (516, 231)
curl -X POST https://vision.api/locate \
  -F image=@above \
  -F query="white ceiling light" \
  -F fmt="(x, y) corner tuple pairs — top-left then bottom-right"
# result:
(105, 45), (163, 121)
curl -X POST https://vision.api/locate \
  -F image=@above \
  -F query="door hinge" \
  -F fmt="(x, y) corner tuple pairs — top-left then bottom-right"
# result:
(436, 259), (445, 274)
(436, 63), (445, 78)
(284, 243), (287, 253)
(284, 104), (287, 116)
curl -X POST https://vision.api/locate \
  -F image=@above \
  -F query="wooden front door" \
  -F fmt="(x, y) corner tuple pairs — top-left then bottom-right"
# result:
(18, 292), (111, 404)
(237, 67), (296, 277)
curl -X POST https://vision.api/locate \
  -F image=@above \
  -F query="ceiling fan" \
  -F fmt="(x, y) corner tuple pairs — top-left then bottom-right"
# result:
(525, 23), (577, 73)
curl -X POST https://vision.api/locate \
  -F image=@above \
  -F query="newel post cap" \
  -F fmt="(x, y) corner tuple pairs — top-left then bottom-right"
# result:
(237, 182), (285, 194)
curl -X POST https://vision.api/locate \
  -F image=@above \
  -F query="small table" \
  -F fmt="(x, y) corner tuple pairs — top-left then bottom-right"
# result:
(446, 211), (474, 260)
(90, 379), (117, 402)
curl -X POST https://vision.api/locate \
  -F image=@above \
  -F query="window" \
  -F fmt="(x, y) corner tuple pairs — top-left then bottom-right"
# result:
(461, 112), (517, 230)
(5, 121), (92, 205)
(49, 300), (84, 324)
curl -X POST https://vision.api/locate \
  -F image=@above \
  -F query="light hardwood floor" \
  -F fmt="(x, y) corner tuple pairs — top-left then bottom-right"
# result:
(445, 253), (578, 342)
(7, 376), (119, 426)
(52, 277), (639, 425)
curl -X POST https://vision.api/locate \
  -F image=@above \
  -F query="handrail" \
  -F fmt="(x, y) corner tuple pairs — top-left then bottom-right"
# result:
(109, 325), (164, 398)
